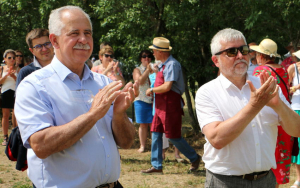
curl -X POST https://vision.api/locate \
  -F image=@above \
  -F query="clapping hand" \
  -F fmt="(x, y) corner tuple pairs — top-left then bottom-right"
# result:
(113, 80), (139, 114)
(247, 70), (279, 109)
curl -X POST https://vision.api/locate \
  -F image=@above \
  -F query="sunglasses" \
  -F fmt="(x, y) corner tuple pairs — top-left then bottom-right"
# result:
(215, 45), (250, 57)
(142, 55), (152, 58)
(104, 54), (113, 58)
(16, 55), (23, 57)
(7, 57), (15, 60)
(33, 42), (52, 51)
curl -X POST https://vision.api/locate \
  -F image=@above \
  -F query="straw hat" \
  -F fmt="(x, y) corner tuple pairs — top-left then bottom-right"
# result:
(149, 37), (172, 51)
(293, 50), (300, 59)
(249, 39), (281, 58)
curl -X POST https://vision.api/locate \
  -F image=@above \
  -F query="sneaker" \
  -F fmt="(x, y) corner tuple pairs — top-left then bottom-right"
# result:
(189, 154), (201, 172)
(141, 167), (163, 174)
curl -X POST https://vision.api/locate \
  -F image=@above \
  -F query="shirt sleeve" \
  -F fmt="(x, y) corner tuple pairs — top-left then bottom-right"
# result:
(195, 85), (224, 130)
(164, 62), (180, 82)
(15, 78), (55, 148)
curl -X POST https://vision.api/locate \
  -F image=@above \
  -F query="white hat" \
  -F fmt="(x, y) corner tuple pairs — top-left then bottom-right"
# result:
(250, 39), (281, 58)
(293, 50), (300, 59)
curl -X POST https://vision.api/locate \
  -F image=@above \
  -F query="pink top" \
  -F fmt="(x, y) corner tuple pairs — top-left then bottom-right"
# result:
(91, 65), (123, 81)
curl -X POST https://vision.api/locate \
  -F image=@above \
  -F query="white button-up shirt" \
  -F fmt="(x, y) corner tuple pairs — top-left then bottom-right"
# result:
(15, 56), (120, 188)
(195, 74), (290, 175)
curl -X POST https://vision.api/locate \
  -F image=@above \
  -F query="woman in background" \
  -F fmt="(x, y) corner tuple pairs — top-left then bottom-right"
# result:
(0, 49), (18, 145)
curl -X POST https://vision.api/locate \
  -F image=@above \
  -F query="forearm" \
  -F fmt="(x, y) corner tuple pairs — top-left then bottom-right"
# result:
(273, 100), (300, 137)
(29, 111), (98, 159)
(204, 103), (262, 149)
(152, 81), (172, 94)
(138, 69), (150, 85)
(112, 112), (135, 149)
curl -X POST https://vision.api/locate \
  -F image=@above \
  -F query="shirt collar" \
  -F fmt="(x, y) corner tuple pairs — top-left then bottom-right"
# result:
(50, 55), (94, 81)
(33, 56), (42, 68)
(219, 73), (249, 89)
(158, 55), (173, 69)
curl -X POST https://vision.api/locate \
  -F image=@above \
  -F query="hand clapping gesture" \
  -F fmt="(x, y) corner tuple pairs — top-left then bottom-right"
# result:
(247, 70), (279, 109)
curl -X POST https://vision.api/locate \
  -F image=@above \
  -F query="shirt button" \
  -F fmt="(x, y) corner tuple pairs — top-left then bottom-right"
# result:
(107, 155), (110, 158)
(252, 124), (255, 127)
(102, 136), (105, 139)
(106, 174), (108, 177)
(257, 162), (260, 164)
(256, 143), (259, 146)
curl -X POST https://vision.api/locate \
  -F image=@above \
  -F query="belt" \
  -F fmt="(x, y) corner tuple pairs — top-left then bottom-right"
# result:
(95, 181), (117, 188)
(235, 170), (270, 181)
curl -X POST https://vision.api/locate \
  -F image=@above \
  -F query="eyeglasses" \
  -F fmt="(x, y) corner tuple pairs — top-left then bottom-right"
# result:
(104, 54), (113, 58)
(142, 55), (152, 58)
(7, 57), (15, 60)
(16, 55), (23, 57)
(33, 42), (52, 51)
(215, 45), (250, 57)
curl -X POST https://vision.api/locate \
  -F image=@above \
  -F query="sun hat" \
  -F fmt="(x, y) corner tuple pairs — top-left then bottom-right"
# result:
(293, 50), (300, 59)
(249, 39), (281, 58)
(149, 37), (172, 51)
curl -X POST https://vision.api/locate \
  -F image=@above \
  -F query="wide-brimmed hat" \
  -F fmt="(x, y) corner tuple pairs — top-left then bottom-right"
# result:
(149, 37), (172, 51)
(293, 50), (300, 59)
(250, 39), (281, 58)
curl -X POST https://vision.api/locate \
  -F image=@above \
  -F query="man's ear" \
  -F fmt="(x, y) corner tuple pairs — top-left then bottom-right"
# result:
(212, 55), (220, 68)
(49, 34), (59, 49)
(29, 48), (34, 54)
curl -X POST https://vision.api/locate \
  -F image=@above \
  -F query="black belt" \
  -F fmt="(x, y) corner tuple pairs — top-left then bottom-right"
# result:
(95, 181), (117, 188)
(234, 170), (270, 181)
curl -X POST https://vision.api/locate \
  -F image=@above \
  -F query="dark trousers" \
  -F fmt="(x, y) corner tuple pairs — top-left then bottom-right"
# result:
(205, 169), (276, 188)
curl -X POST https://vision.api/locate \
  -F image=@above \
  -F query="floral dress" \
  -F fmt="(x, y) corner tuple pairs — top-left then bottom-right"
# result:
(253, 63), (293, 184)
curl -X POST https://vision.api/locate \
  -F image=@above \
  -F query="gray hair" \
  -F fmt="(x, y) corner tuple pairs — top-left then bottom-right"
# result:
(48, 6), (92, 36)
(210, 28), (247, 55)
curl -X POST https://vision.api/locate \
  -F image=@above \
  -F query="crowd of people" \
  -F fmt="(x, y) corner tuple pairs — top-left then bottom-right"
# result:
(2, 5), (300, 188)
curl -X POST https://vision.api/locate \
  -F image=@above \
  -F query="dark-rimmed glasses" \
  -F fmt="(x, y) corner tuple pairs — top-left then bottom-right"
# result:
(215, 45), (250, 57)
(16, 55), (23, 57)
(104, 54), (113, 58)
(142, 55), (152, 58)
(33, 42), (52, 51)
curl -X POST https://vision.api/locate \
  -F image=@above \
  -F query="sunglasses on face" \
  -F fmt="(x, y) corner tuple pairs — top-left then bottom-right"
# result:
(16, 55), (23, 57)
(104, 54), (113, 58)
(33, 42), (52, 51)
(142, 55), (152, 58)
(215, 45), (250, 57)
(7, 57), (15, 60)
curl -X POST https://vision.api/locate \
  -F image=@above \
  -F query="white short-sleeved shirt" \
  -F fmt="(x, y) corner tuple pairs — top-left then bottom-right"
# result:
(195, 74), (290, 175)
(15, 56), (120, 188)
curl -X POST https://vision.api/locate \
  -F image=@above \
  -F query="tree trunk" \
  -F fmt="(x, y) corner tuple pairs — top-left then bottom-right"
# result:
(182, 67), (200, 134)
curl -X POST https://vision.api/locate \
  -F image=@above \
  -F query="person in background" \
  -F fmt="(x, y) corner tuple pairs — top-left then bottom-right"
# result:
(92, 47), (125, 86)
(141, 37), (200, 174)
(15, 50), (25, 71)
(281, 42), (299, 70)
(16, 28), (54, 89)
(0, 49), (18, 145)
(132, 50), (154, 153)
(288, 50), (300, 188)
(246, 42), (258, 76)
(251, 39), (292, 187)
(93, 42), (111, 67)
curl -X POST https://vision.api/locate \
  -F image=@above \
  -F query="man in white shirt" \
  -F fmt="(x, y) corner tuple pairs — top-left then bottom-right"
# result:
(195, 28), (300, 188)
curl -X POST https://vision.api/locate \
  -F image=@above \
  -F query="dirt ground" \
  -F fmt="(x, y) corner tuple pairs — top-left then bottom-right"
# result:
(0, 126), (299, 188)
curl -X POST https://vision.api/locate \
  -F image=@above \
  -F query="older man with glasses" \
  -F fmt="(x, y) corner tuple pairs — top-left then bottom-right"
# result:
(195, 28), (300, 188)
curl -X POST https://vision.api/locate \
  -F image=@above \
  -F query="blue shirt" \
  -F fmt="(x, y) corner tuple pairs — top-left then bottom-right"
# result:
(159, 55), (185, 95)
(15, 56), (120, 188)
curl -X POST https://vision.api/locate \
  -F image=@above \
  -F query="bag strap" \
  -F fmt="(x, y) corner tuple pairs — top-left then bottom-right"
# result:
(267, 65), (289, 97)
(295, 64), (300, 85)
